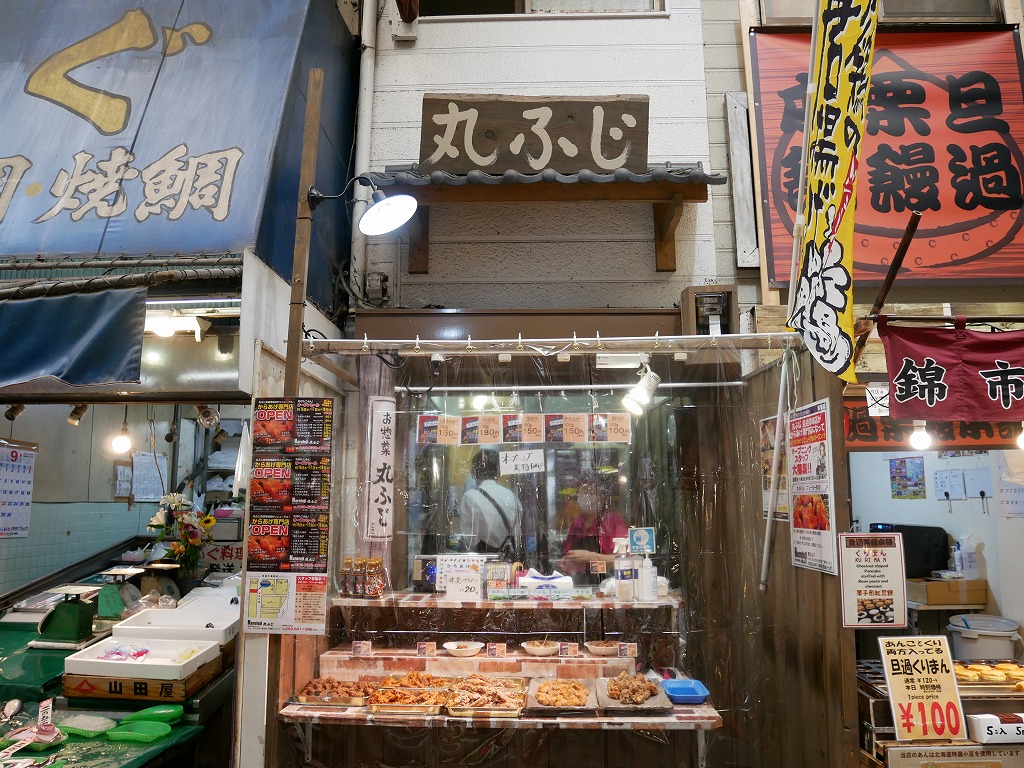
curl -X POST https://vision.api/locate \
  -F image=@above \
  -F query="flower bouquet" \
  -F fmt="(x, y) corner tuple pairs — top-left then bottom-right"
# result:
(148, 493), (216, 577)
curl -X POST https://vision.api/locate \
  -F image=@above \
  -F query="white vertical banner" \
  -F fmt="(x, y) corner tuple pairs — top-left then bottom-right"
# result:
(364, 396), (397, 540)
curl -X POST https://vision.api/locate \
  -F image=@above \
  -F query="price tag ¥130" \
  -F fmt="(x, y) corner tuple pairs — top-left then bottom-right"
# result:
(879, 635), (965, 741)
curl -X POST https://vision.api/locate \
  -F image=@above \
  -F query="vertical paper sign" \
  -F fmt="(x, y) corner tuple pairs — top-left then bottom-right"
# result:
(544, 415), (564, 442)
(562, 414), (587, 443)
(759, 415), (789, 521)
(461, 416), (480, 445)
(788, 398), (837, 574)
(522, 414), (544, 443)
(606, 413), (631, 443)
(839, 532), (907, 629)
(0, 441), (35, 538)
(478, 415), (501, 444)
(365, 397), (397, 541)
(437, 414), (461, 446)
(880, 635), (965, 741)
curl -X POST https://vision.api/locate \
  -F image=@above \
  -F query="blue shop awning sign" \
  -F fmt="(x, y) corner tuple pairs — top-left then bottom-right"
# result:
(0, 0), (306, 258)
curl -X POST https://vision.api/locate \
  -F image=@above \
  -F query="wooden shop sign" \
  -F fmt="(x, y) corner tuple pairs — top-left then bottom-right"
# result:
(63, 656), (222, 702)
(419, 94), (649, 175)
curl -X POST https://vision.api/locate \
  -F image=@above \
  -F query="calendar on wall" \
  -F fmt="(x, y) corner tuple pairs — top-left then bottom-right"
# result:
(0, 439), (37, 538)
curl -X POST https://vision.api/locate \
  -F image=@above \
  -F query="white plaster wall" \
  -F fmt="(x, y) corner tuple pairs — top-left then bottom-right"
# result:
(366, 1), (740, 311)
(850, 450), (1024, 635)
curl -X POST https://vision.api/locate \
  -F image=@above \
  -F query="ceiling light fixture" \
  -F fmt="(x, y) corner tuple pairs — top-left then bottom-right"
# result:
(4, 404), (25, 422)
(908, 420), (932, 451)
(111, 405), (132, 454)
(67, 404), (89, 426)
(144, 312), (212, 341)
(195, 404), (221, 430)
(622, 365), (661, 416)
(308, 176), (417, 236)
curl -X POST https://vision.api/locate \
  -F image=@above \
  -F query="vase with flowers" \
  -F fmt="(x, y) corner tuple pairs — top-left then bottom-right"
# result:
(148, 492), (216, 581)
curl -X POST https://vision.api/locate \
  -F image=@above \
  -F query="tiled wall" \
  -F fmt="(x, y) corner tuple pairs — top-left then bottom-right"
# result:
(0, 501), (156, 596)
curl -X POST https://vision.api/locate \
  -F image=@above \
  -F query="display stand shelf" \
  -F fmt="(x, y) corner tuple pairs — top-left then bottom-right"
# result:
(332, 592), (682, 610)
(280, 701), (721, 731)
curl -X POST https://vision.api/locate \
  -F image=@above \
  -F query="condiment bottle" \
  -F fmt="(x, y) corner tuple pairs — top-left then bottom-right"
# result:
(365, 557), (386, 599)
(613, 538), (633, 602)
(639, 554), (657, 601)
(353, 557), (367, 597)
(340, 557), (353, 596)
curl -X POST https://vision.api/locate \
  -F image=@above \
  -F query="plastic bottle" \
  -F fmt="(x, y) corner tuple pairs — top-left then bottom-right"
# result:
(958, 535), (979, 579)
(639, 554), (657, 601)
(614, 538), (633, 602)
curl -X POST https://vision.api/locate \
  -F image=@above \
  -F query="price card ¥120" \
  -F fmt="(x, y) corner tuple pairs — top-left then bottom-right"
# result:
(880, 635), (965, 741)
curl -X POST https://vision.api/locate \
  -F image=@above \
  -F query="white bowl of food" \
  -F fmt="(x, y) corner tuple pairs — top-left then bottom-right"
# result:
(584, 640), (621, 657)
(443, 641), (484, 657)
(521, 640), (559, 657)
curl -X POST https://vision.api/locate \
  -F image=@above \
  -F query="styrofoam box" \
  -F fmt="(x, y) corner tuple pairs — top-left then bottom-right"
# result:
(967, 713), (1024, 744)
(113, 608), (239, 645)
(64, 637), (220, 680)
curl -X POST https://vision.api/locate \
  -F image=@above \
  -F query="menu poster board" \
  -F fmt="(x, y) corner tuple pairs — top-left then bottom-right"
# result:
(288, 512), (330, 572)
(252, 398), (333, 454)
(365, 397), (397, 541)
(788, 398), (838, 575)
(880, 635), (965, 741)
(244, 572), (328, 635)
(0, 441), (35, 538)
(890, 457), (926, 499)
(247, 513), (291, 570)
(839, 533), (907, 629)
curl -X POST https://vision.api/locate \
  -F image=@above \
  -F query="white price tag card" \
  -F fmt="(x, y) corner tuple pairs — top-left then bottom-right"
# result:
(445, 571), (483, 600)
(417, 641), (436, 656)
(351, 640), (372, 656)
(880, 635), (965, 741)
(486, 642), (506, 657)
(558, 642), (579, 657)
(618, 642), (637, 658)
(37, 697), (52, 727)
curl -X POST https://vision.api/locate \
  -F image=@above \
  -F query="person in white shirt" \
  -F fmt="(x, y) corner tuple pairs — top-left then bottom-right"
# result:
(459, 449), (520, 554)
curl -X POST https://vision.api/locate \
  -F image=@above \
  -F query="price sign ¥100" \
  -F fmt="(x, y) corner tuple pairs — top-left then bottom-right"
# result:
(879, 635), (965, 741)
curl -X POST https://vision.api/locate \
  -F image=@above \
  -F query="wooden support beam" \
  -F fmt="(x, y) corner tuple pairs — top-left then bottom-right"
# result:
(653, 193), (684, 272)
(407, 205), (430, 274)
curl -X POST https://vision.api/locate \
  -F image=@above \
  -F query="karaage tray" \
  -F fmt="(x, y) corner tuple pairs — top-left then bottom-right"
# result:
(524, 678), (598, 716)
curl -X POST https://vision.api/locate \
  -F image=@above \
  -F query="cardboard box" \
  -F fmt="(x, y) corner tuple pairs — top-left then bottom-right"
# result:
(968, 713), (1024, 744)
(906, 578), (987, 605)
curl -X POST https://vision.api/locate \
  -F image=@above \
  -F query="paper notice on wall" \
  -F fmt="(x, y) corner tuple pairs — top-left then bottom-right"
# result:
(788, 398), (837, 575)
(131, 451), (168, 502)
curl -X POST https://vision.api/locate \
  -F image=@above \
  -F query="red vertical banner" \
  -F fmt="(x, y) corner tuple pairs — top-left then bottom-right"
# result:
(752, 28), (1024, 286)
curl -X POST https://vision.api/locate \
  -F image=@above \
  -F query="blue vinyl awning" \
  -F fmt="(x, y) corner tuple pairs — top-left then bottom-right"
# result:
(0, 288), (145, 389)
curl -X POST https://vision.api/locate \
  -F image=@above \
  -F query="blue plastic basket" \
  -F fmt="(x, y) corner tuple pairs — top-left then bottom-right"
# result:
(662, 679), (710, 704)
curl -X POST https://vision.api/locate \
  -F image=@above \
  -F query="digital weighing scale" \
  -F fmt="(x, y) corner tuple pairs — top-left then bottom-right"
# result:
(27, 585), (107, 650)
(140, 562), (181, 600)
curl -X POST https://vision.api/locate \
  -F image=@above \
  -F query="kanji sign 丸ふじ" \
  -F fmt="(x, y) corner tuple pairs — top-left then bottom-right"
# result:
(751, 28), (1024, 285)
(878, 318), (1024, 421)
(419, 94), (649, 175)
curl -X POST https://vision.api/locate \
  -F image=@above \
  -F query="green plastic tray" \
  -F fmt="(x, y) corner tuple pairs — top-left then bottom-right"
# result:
(121, 704), (184, 724)
(106, 720), (172, 743)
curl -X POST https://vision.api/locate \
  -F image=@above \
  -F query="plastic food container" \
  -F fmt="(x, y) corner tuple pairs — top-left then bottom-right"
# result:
(661, 678), (710, 704)
(948, 614), (1023, 661)
(106, 721), (172, 743)
(54, 713), (117, 737)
